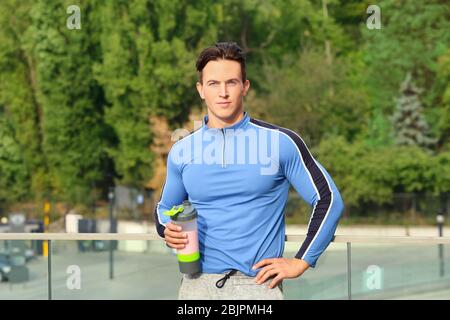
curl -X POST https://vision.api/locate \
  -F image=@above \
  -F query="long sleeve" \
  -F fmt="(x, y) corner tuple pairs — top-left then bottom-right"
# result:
(280, 130), (344, 267)
(154, 145), (188, 238)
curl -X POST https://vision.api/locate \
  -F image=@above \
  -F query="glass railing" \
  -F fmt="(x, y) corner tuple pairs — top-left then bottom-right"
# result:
(0, 233), (449, 299)
(0, 239), (48, 300)
(348, 242), (450, 299)
(50, 239), (180, 299)
(283, 242), (348, 300)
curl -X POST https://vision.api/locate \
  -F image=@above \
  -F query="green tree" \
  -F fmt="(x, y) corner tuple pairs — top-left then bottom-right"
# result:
(434, 48), (450, 148)
(314, 136), (440, 211)
(363, 0), (450, 139)
(392, 73), (436, 149)
(93, 0), (219, 186)
(0, 110), (30, 204)
(25, 0), (114, 204)
(247, 49), (370, 145)
(0, 0), (47, 202)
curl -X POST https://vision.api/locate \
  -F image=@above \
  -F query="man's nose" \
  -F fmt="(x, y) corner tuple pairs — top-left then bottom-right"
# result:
(219, 83), (228, 98)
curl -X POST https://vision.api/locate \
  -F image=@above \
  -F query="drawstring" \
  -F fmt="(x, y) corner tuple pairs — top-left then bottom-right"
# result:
(215, 270), (238, 288)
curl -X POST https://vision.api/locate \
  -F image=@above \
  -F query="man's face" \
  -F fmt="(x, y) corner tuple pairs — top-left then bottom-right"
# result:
(196, 59), (250, 125)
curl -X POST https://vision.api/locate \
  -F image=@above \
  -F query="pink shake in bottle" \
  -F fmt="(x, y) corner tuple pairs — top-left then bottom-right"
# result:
(164, 200), (201, 274)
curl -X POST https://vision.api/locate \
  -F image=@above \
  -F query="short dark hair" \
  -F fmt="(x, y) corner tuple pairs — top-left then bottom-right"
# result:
(196, 42), (246, 83)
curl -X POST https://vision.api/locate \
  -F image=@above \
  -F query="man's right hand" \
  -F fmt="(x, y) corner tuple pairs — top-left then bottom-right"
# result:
(164, 222), (188, 249)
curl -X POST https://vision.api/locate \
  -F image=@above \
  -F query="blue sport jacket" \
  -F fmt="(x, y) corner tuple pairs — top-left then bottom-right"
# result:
(155, 111), (344, 276)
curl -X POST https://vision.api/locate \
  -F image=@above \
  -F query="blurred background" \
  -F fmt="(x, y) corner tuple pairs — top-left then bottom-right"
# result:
(0, 0), (449, 299)
(1, 0), (449, 227)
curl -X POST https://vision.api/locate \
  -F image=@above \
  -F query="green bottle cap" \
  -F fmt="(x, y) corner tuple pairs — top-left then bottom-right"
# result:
(163, 200), (197, 221)
(163, 205), (184, 218)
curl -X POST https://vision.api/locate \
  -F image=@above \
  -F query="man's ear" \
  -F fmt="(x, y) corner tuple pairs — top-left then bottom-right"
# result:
(242, 79), (250, 97)
(196, 82), (204, 99)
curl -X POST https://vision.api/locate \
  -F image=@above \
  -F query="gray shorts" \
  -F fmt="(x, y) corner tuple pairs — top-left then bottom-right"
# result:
(178, 271), (284, 300)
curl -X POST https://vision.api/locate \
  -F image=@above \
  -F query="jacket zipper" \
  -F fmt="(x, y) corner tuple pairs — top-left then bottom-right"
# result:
(221, 128), (226, 168)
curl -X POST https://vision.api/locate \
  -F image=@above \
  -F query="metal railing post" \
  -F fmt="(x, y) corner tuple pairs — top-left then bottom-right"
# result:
(48, 240), (52, 300)
(108, 188), (115, 280)
(347, 242), (352, 300)
(437, 214), (445, 278)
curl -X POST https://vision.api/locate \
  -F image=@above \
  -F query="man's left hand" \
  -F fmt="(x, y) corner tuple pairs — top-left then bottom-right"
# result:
(252, 258), (310, 289)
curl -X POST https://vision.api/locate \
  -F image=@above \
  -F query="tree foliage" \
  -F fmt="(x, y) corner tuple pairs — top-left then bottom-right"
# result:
(0, 0), (448, 215)
(392, 73), (436, 148)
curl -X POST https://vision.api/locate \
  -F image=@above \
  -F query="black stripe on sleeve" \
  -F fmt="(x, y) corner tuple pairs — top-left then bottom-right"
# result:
(154, 180), (167, 239)
(249, 118), (332, 260)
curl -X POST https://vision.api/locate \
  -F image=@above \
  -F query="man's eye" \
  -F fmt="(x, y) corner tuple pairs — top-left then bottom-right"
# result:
(208, 83), (218, 86)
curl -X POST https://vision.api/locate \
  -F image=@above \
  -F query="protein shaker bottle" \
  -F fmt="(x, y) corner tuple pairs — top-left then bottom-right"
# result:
(163, 200), (201, 274)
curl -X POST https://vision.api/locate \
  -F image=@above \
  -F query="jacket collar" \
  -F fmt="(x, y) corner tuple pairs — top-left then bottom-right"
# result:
(202, 111), (250, 131)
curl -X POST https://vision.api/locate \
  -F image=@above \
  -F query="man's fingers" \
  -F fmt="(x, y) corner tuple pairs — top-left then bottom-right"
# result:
(165, 228), (187, 239)
(166, 222), (182, 232)
(257, 269), (278, 285)
(255, 265), (276, 282)
(268, 275), (283, 289)
(164, 223), (188, 248)
(166, 241), (186, 249)
(252, 258), (277, 270)
(164, 223), (187, 239)
(165, 234), (189, 244)
(164, 234), (188, 249)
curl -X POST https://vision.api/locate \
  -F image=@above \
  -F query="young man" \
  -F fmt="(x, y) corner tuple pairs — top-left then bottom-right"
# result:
(155, 42), (344, 300)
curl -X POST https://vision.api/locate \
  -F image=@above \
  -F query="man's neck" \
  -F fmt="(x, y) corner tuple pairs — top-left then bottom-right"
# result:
(206, 111), (245, 129)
